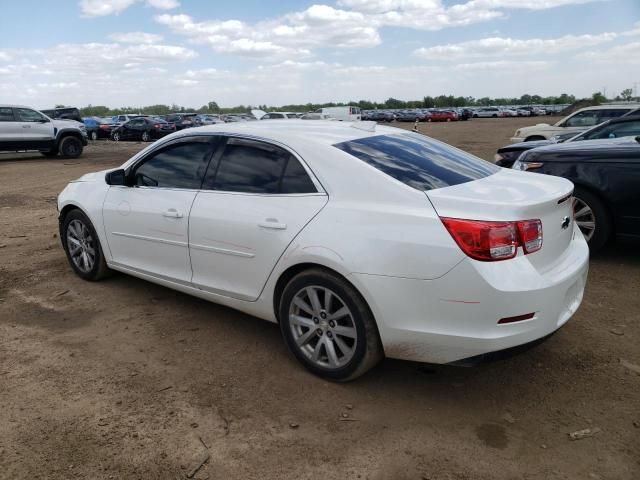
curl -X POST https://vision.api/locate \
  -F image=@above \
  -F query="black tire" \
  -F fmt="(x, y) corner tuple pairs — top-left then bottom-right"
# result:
(524, 136), (546, 142)
(141, 131), (150, 142)
(112, 131), (120, 142)
(573, 187), (611, 253)
(90, 131), (98, 141)
(278, 269), (383, 381)
(58, 136), (83, 158)
(492, 114), (498, 118)
(41, 149), (58, 157)
(61, 209), (111, 281)
(472, 114), (478, 118)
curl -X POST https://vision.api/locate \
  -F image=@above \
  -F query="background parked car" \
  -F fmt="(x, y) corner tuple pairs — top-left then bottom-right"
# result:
(196, 114), (224, 125)
(83, 116), (117, 140)
(396, 111), (426, 122)
(511, 105), (638, 142)
(513, 137), (640, 251)
(261, 112), (300, 119)
(368, 111), (395, 122)
(41, 107), (83, 122)
(473, 107), (502, 118)
(428, 110), (458, 122)
(165, 113), (199, 130)
(496, 115), (640, 167)
(111, 117), (175, 142)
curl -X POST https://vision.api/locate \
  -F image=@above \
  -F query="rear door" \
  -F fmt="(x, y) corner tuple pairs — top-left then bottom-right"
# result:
(102, 136), (217, 283)
(189, 136), (327, 301)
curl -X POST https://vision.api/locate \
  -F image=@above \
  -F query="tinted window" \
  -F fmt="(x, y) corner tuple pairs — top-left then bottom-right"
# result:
(133, 140), (213, 189)
(281, 158), (316, 193)
(333, 133), (498, 191)
(598, 109), (630, 121)
(585, 120), (640, 140)
(16, 108), (46, 122)
(0, 108), (15, 121)
(209, 138), (292, 193)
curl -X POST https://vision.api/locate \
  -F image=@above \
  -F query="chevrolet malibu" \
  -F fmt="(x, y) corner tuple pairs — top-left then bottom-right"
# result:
(57, 121), (589, 381)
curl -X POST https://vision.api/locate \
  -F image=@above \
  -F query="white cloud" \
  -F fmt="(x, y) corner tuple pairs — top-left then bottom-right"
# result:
(576, 41), (640, 64)
(0, 52), (12, 61)
(146, 0), (180, 9)
(414, 32), (618, 60)
(109, 32), (164, 44)
(79, 0), (138, 17)
(79, 0), (179, 17)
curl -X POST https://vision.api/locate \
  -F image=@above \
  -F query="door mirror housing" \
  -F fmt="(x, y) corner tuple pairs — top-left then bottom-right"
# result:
(105, 169), (127, 186)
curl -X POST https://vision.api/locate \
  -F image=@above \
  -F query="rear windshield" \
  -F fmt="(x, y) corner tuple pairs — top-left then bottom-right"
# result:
(333, 132), (498, 191)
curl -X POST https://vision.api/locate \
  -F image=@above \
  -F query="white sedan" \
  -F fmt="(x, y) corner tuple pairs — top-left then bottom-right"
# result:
(57, 121), (589, 380)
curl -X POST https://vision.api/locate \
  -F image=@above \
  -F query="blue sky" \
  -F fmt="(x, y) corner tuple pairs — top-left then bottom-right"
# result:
(1, 0), (639, 108)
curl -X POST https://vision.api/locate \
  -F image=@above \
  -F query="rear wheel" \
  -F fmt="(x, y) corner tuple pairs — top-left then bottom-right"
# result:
(112, 131), (120, 142)
(141, 131), (150, 142)
(90, 131), (98, 141)
(62, 210), (111, 280)
(573, 187), (611, 252)
(59, 136), (83, 158)
(524, 136), (546, 141)
(279, 269), (383, 381)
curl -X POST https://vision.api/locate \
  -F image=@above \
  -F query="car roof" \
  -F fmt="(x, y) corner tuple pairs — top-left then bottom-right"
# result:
(575, 104), (639, 112)
(166, 120), (401, 147)
(0, 104), (37, 109)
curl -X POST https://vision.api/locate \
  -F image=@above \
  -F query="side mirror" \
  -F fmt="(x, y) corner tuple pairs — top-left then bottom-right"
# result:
(105, 169), (127, 186)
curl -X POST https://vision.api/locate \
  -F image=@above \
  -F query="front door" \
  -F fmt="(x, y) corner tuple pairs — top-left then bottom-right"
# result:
(13, 107), (55, 150)
(189, 136), (327, 301)
(102, 136), (216, 283)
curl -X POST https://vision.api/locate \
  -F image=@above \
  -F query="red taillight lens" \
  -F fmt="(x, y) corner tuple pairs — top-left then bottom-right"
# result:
(441, 217), (543, 261)
(517, 219), (543, 254)
(441, 218), (518, 261)
(154, 124), (161, 128)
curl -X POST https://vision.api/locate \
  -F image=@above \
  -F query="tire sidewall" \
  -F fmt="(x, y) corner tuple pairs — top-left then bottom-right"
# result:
(278, 271), (371, 380)
(62, 210), (106, 281)
(59, 136), (82, 158)
(142, 131), (150, 142)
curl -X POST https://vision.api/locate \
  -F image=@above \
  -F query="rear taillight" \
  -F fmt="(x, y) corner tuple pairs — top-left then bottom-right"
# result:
(441, 217), (543, 262)
(154, 124), (161, 128)
(517, 219), (543, 254)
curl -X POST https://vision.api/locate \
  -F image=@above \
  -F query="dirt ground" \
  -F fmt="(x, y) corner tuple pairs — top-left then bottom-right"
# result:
(1, 117), (639, 480)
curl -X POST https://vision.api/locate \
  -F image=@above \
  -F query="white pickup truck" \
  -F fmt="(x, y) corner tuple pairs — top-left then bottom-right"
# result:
(0, 104), (88, 158)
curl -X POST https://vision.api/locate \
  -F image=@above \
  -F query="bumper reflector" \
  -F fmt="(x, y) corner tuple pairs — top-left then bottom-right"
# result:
(498, 312), (535, 324)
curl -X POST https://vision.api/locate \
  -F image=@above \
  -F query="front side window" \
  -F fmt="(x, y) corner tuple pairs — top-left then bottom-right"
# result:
(0, 107), (15, 121)
(564, 111), (599, 128)
(16, 108), (46, 122)
(132, 139), (214, 189)
(333, 132), (498, 192)
(206, 137), (316, 194)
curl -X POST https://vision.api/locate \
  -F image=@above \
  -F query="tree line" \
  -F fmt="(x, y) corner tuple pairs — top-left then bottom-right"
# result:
(76, 90), (636, 117)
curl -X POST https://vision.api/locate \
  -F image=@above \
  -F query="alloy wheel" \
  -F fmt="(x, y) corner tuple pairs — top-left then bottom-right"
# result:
(66, 219), (96, 273)
(573, 197), (596, 241)
(288, 286), (358, 369)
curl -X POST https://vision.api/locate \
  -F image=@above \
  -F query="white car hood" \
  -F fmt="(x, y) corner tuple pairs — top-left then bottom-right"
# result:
(72, 169), (111, 183)
(53, 119), (84, 129)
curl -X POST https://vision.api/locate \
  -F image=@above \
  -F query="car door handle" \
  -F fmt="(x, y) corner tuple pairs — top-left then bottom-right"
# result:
(162, 208), (184, 219)
(258, 219), (287, 230)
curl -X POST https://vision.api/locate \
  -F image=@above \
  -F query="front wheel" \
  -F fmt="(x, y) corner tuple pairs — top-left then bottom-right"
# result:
(573, 187), (611, 252)
(62, 209), (111, 281)
(279, 269), (383, 381)
(58, 136), (83, 158)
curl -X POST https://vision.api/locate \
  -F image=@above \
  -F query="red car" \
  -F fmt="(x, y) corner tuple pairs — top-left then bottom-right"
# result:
(427, 110), (458, 122)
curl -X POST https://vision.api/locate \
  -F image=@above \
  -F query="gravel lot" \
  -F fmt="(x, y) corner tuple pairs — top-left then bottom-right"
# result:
(1, 117), (639, 480)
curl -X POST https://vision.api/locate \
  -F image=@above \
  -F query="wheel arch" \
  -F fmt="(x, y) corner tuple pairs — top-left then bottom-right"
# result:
(55, 129), (84, 147)
(272, 262), (373, 326)
(572, 181), (616, 235)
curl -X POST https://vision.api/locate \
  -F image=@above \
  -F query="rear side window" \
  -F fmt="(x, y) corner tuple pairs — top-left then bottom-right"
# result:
(206, 138), (316, 194)
(132, 139), (214, 189)
(0, 108), (15, 121)
(333, 133), (498, 191)
(586, 119), (640, 140)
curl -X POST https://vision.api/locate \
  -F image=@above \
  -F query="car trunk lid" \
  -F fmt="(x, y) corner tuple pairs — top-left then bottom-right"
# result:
(426, 169), (575, 271)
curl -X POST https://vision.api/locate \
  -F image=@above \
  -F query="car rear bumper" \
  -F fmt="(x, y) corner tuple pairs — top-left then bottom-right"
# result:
(350, 229), (589, 364)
